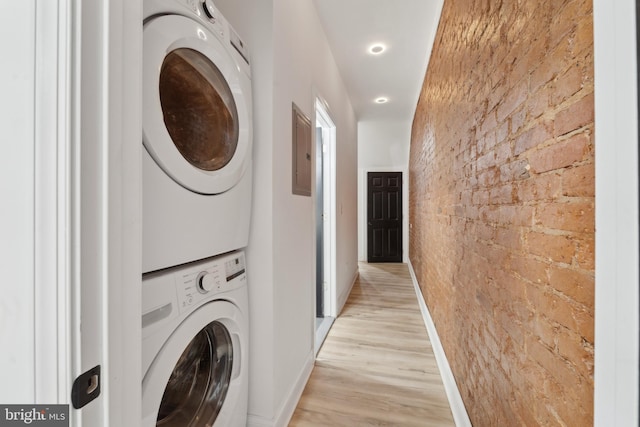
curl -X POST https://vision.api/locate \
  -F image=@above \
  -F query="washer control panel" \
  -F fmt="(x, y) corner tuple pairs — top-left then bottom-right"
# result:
(176, 252), (246, 313)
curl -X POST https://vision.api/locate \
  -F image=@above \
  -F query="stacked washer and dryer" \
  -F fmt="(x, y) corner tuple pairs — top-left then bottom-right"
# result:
(141, 0), (252, 425)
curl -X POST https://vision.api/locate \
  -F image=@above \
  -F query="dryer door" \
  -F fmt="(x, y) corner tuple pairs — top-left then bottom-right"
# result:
(142, 301), (246, 427)
(143, 14), (251, 195)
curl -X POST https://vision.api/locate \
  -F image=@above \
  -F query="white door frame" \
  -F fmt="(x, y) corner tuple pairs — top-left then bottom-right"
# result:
(315, 98), (337, 318)
(593, 0), (639, 424)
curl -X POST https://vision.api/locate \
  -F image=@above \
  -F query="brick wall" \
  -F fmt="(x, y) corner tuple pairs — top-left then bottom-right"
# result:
(409, 0), (594, 425)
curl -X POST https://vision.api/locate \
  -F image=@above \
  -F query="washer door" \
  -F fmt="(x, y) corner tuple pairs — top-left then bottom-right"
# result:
(143, 14), (251, 195)
(143, 301), (244, 427)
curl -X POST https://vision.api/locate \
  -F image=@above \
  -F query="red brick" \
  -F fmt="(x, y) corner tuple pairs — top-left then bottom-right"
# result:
(528, 132), (590, 173)
(473, 189), (490, 205)
(527, 336), (577, 387)
(510, 255), (548, 285)
(497, 80), (528, 123)
(499, 158), (530, 182)
(526, 231), (575, 264)
(548, 266), (595, 309)
(514, 121), (554, 155)
(490, 184), (514, 205)
(562, 163), (595, 197)
(516, 172), (562, 202)
(556, 327), (594, 379)
(550, 64), (584, 106)
(494, 142), (512, 165)
(531, 38), (571, 92)
(574, 236), (595, 270)
(479, 110), (498, 136)
(553, 92), (594, 137)
(527, 83), (552, 120)
(496, 121), (509, 145)
(494, 226), (521, 250)
(550, 3), (576, 49)
(510, 106), (528, 134)
(535, 201), (594, 233)
(527, 285), (580, 332)
(574, 15), (595, 58)
(533, 315), (558, 350)
(477, 151), (495, 171)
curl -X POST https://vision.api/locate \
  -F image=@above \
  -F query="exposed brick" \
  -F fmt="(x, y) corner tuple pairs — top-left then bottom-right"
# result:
(553, 93), (594, 137)
(562, 163), (595, 197)
(556, 327), (594, 379)
(499, 158), (531, 182)
(549, 265), (595, 309)
(516, 172), (562, 202)
(498, 80), (528, 123)
(490, 184), (514, 205)
(533, 315), (558, 350)
(409, 0), (594, 425)
(550, 64), (584, 106)
(514, 121), (554, 155)
(494, 226), (521, 250)
(574, 15), (595, 58)
(531, 38), (572, 92)
(528, 83), (552, 120)
(528, 132), (590, 173)
(494, 141), (512, 165)
(510, 255), (548, 285)
(535, 201), (594, 233)
(527, 231), (575, 264)
(574, 236), (595, 270)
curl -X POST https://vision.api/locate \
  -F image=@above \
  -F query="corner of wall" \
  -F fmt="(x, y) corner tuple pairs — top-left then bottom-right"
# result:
(336, 266), (359, 315)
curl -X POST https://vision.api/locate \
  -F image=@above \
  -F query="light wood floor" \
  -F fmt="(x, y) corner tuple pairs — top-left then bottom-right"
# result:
(289, 263), (455, 426)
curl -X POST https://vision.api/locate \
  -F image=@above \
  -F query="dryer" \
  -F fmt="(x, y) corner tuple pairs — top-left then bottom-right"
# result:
(143, 0), (252, 273)
(142, 251), (248, 426)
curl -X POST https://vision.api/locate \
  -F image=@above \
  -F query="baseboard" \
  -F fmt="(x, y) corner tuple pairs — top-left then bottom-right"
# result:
(274, 349), (315, 427)
(246, 350), (314, 427)
(246, 414), (273, 427)
(336, 267), (359, 316)
(407, 261), (472, 427)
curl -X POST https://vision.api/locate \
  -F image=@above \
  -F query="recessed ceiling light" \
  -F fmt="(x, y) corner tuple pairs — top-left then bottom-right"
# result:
(369, 44), (386, 55)
(375, 97), (389, 104)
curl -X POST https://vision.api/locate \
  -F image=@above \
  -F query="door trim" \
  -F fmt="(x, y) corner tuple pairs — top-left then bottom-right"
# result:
(358, 167), (409, 263)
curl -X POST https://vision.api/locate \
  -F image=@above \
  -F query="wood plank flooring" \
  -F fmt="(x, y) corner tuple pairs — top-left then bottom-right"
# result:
(289, 263), (455, 426)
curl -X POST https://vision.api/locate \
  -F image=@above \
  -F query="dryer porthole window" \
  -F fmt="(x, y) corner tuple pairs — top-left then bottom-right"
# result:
(160, 48), (239, 172)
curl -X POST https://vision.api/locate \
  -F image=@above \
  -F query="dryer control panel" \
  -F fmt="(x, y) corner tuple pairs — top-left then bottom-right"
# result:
(175, 252), (246, 314)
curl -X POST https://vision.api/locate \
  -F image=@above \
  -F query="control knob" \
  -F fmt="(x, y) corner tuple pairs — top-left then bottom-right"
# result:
(202, 0), (217, 22)
(197, 272), (216, 293)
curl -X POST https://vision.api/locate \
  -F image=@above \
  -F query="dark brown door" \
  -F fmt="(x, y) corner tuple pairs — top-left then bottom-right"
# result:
(367, 172), (403, 263)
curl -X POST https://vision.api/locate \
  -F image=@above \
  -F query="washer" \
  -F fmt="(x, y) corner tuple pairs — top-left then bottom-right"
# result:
(143, 0), (252, 273)
(142, 251), (248, 426)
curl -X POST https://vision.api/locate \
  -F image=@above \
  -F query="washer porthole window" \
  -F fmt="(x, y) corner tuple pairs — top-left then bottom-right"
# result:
(156, 321), (233, 426)
(159, 48), (239, 172)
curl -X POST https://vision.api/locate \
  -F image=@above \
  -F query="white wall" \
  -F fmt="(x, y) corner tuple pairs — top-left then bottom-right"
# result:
(214, 0), (358, 425)
(357, 120), (412, 262)
(0, 0), (36, 403)
(593, 0), (639, 424)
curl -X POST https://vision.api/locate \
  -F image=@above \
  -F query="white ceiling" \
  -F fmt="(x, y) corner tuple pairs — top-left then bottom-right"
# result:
(312, 0), (444, 122)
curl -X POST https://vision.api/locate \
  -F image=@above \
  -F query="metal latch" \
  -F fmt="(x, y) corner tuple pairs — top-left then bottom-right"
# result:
(71, 365), (101, 409)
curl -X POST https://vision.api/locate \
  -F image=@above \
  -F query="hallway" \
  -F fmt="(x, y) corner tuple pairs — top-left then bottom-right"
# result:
(289, 263), (455, 426)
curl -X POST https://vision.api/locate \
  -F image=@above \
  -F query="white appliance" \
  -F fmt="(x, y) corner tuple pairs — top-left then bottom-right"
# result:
(143, 0), (252, 273)
(142, 251), (248, 426)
